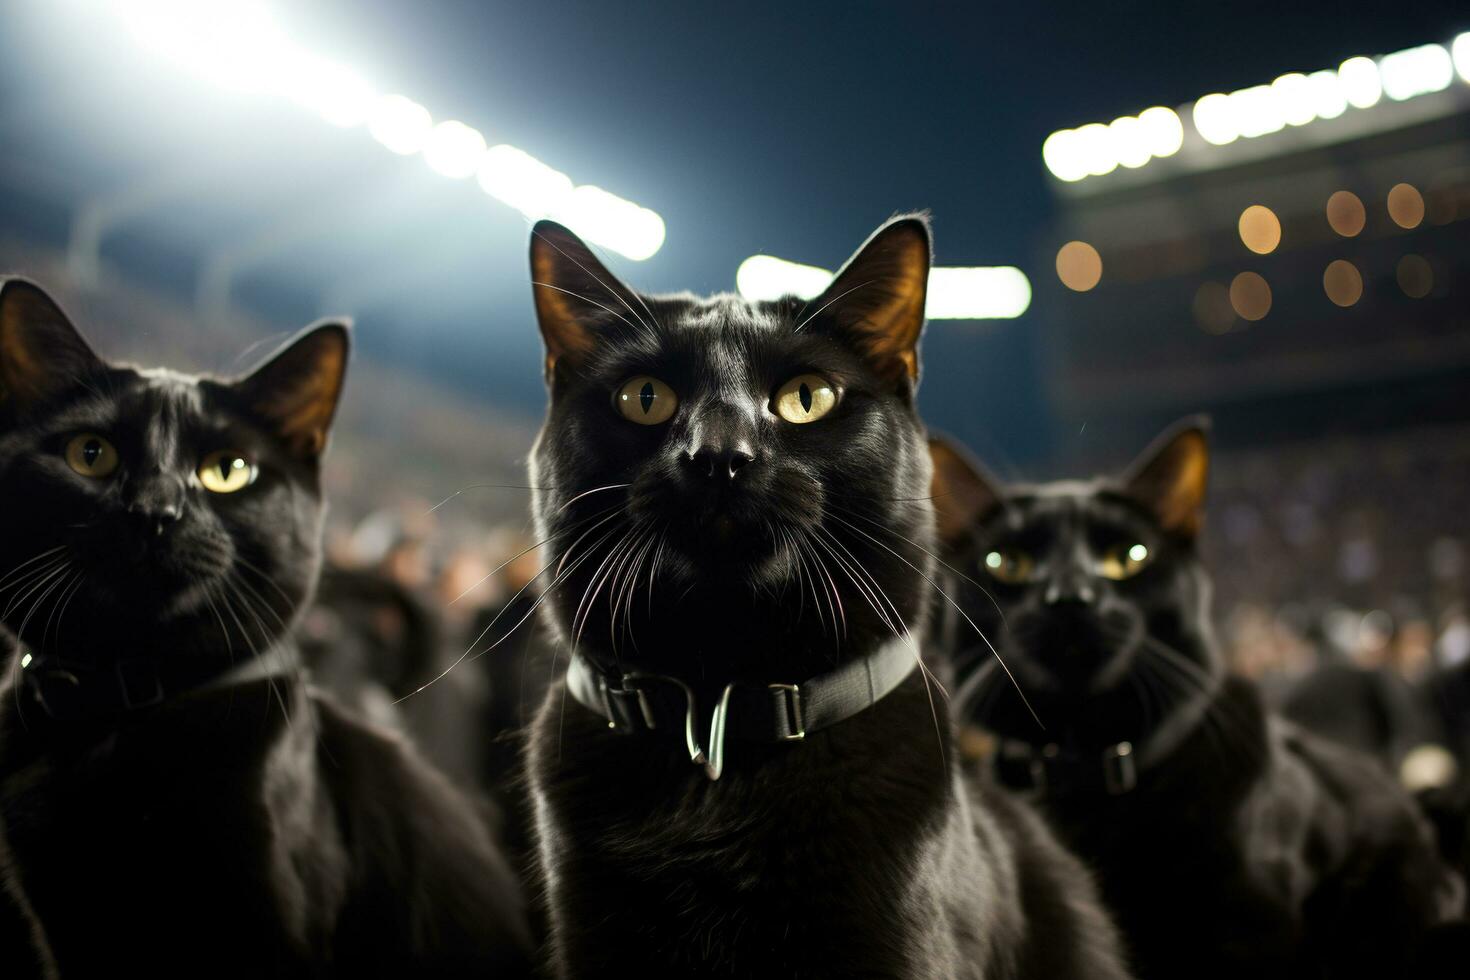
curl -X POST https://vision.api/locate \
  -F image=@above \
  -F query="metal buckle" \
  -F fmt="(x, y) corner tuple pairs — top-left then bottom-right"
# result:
(1103, 741), (1136, 795)
(770, 683), (804, 741)
(31, 668), (82, 720)
(115, 659), (165, 710)
(619, 671), (709, 771)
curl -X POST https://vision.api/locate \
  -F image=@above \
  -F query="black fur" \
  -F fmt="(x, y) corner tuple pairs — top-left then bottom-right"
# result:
(522, 219), (1130, 977)
(0, 279), (531, 977)
(932, 419), (1466, 979)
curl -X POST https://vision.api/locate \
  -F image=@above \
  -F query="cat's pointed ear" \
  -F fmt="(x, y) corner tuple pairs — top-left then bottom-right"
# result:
(233, 320), (350, 459)
(809, 214), (931, 386)
(0, 277), (106, 411)
(530, 220), (641, 381)
(1120, 416), (1211, 538)
(930, 436), (1004, 545)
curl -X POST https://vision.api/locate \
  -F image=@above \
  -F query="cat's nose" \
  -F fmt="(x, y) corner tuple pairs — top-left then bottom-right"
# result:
(126, 476), (187, 533)
(685, 443), (756, 481)
(1043, 573), (1095, 606)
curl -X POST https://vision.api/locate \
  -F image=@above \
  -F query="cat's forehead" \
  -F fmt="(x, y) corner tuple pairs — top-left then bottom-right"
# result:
(651, 292), (790, 336)
(42, 365), (211, 431)
(987, 479), (1146, 533)
(117, 366), (210, 411)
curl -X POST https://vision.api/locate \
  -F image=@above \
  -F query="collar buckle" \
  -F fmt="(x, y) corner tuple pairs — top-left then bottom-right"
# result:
(769, 683), (805, 741)
(116, 658), (165, 710)
(1102, 741), (1137, 795)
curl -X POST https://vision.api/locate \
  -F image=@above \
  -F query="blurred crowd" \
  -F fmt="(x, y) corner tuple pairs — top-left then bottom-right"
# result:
(5, 235), (1468, 823)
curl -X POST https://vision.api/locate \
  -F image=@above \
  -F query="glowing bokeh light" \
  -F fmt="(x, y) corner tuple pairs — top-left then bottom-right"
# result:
(1326, 191), (1367, 237)
(1387, 183), (1425, 229)
(477, 146), (574, 219)
(1338, 56), (1382, 109)
(558, 186), (666, 263)
(1379, 44), (1454, 101)
(1456, 33), (1470, 84)
(422, 120), (486, 179)
(1396, 255), (1433, 298)
(1323, 260), (1363, 307)
(1055, 241), (1103, 292)
(1044, 34), (1470, 184)
(1238, 205), (1282, 254)
(1229, 272), (1272, 321)
(735, 257), (1032, 319)
(96, 0), (666, 259)
(1193, 281), (1235, 334)
(1271, 73), (1317, 126)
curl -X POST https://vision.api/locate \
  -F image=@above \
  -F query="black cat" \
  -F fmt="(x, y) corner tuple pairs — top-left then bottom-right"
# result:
(0, 279), (531, 977)
(931, 419), (1466, 980)
(520, 217), (1131, 977)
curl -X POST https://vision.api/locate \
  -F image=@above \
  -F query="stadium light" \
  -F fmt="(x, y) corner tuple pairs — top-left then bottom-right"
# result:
(735, 256), (1032, 320)
(1044, 34), (1470, 183)
(100, 0), (665, 259)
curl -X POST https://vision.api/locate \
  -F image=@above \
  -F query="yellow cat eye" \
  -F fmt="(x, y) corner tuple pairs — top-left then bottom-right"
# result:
(615, 376), (678, 425)
(198, 451), (257, 494)
(65, 433), (119, 479)
(1098, 542), (1151, 581)
(983, 548), (1034, 585)
(774, 374), (837, 424)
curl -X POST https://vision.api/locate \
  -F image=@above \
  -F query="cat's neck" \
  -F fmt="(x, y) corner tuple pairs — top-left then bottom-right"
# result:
(4, 627), (301, 731)
(529, 668), (976, 975)
(554, 576), (923, 701)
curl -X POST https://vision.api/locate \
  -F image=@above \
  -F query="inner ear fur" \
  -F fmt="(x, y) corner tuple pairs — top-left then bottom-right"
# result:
(529, 220), (642, 381)
(1120, 415), (1211, 538)
(0, 277), (106, 411)
(929, 435), (1004, 547)
(806, 214), (931, 386)
(232, 320), (351, 459)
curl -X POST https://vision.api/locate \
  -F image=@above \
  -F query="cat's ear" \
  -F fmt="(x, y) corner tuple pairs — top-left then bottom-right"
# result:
(1120, 416), (1211, 538)
(0, 277), (106, 411)
(233, 320), (350, 458)
(529, 220), (641, 381)
(930, 436), (1004, 545)
(809, 214), (931, 386)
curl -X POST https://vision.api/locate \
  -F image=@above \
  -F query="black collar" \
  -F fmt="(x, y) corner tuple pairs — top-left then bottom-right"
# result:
(993, 738), (1142, 798)
(566, 637), (920, 780)
(17, 647), (300, 722)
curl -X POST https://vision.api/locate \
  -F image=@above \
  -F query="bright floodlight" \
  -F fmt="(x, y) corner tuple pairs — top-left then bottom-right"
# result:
(559, 186), (666, 262)
(735, 257), (1032, 320)
(423, 120), (487, 178)
(1456, 33), (1470, 84)
(1271, 73), (1316, 126)
(1307, 69), (1348, 120)
(1047, 30), (1470, 186)
(1192, 93), (1237, 146)
(1231, 84), (1285, 138)
(98, 0), (668, 260)
(1075, 123), (1118, 177)
(1338, 56), (1382, 109)
(1379, 44), (1454, 101)
(1042, 129), (1088, 182)
(369, 94), (433, 155)
(1109, 116), (1151, 169)
(478, 145), (574, 219)
(286, 60), (375, 128)
(736, 256), (834, 301)
(1137, 106), (1183, 157)
(926, 267), (1032, 319)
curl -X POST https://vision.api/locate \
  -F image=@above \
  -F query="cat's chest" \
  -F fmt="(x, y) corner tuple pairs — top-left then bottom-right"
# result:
(530, 690), (976, 977)
(0, 707), (331, 969)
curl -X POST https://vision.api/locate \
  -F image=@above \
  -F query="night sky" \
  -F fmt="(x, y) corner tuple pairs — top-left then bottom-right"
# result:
(4, 0), (1468, 463)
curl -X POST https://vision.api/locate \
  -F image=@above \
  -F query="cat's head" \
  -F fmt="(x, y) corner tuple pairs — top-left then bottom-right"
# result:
(0, 278), (349, 664)
(527, 216), (935, 681)
(932, 418), (1217, 741)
